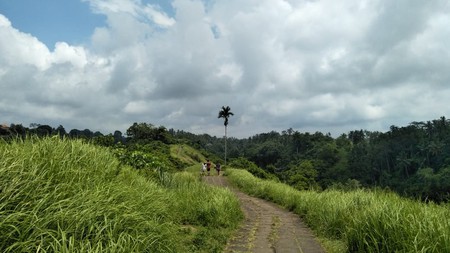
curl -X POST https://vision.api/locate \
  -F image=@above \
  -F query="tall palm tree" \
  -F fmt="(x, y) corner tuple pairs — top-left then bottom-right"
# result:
(218, 106), (234, 165)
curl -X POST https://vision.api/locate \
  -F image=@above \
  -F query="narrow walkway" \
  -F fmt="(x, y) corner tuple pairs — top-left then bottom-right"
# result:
(203, 176), (326, 253)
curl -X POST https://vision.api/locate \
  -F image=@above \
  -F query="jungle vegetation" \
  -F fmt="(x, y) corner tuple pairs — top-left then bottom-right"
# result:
(2, 116), (450, 202)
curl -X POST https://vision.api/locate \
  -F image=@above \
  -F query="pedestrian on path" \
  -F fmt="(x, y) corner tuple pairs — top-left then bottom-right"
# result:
(206, 159), (211, 176)
(215, 162), (221, 176)
(200, 163), (207, 176)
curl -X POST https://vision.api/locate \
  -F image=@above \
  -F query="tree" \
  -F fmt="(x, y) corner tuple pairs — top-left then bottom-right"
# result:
(9, 124), (26, 138)
(36, 125), (53, 136)
(286, 160), (319, 190)
(126, 123), (172, 144)
(114, 130), (124, 143)
(0, 124), (11, 136)
(55, 125), (66, 137)
(218, 106), (234, 165)
(126, 123), (155, 141)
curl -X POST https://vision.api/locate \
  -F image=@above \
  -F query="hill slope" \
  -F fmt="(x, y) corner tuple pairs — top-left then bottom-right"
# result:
(0, 137), (242, 252)
(170, 143), (206, 166)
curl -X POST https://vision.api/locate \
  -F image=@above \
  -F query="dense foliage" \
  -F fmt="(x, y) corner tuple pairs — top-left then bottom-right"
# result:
(2, 116), (450, 201)
(174, 117), (450, 202)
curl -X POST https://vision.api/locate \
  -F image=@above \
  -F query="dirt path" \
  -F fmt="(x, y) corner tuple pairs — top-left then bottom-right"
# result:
(203, 175), (325, 253)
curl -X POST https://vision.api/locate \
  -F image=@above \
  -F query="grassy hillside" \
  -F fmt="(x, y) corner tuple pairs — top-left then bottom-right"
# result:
(226, 168), (450, 253)
(170, 144), (206, 166)
(170, 143), (224, 176)
(0, 137), (242, 252)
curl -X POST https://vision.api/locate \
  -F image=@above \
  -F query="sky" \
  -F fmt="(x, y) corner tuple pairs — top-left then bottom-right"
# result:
(1, 0), (450, 139)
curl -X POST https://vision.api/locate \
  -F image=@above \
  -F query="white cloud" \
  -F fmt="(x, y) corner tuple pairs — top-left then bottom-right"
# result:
(0, 14), (51, 70)
(52, 42), (88, 68)
(0, 14), (11, 26)
(123, 101), (151, 114)
(142, 4), (176, 27)
(2, 1), (450, 138)
(85, 0), (175, 27)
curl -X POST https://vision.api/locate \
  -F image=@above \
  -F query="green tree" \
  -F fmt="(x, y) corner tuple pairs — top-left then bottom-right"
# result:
(93, 134), (115, 147)
(126, 123), (172, 144)
(126, 123), (154, 140)
(286, 160), (319, 190)
(250, 140), (284, 168)
(218, 106), (234, 165)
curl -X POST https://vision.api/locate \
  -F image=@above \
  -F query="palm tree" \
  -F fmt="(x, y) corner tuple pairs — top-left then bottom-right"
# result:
(218, 106), (234, 165)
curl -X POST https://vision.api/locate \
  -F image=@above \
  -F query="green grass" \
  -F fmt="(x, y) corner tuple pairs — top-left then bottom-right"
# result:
(170, 144), (206, 166)
(163, 172), (243, 252)
(226, 168), (450, 253)
(0, 137), (242, 252)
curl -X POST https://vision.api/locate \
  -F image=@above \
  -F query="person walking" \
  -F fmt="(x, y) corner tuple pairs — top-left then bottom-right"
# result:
(201, 162), (207, 176)
(206, 159), (211, 176)
(215, 162), (221, 176)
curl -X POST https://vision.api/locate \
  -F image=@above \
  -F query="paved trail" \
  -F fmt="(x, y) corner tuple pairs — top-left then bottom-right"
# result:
(203, 175), (325, 253)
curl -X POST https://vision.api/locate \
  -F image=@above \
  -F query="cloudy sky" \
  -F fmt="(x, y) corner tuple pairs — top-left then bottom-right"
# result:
(1, 0), (450, 138)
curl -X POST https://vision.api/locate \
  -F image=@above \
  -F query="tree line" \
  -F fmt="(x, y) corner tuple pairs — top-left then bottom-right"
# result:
(2, 116), (449, 202)
(172, 117), (450, 202)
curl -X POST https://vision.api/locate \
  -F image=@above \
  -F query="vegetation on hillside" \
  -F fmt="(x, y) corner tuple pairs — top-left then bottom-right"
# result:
(175, 117), (450, 202)
(0, 137), (242, 252)
(2, 116), (450, 202)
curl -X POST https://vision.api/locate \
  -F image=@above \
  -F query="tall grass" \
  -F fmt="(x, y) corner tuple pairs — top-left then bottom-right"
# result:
(0, 137), (241, 252)
(167, 172), (243, 252)
(226, 168), (450, 253)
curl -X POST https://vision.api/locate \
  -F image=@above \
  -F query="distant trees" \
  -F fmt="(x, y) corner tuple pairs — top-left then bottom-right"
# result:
(0, 121), (170, 146)
(0, 124), (10, 136)
(27, 123), (52, 137)
(338, 117), (450, 201)
(113, 130), (124, 143)
(0, 123), (118, 141)
(36, 125), (53, 136)
(10, 124), (26, 137)
(55, 125), (66, 137)
(126, 122), (172, 144)
(3, 116), (450, 202)
(173, 116), (449, 202)
(68, 129), (94, 139)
